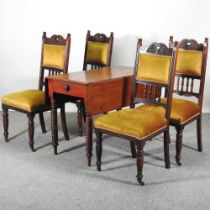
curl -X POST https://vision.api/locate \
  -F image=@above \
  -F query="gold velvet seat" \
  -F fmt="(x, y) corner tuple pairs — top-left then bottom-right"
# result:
(1, 32), (71, 151)
(136, 99), (200, 125)
(168, 37), (208, 165)
(2, 90), (45, 112)
(94, 39), (177, 185)
(76, 30), (114, 136)
(95, 108), (167, 140)
(164, 98), (200, 124)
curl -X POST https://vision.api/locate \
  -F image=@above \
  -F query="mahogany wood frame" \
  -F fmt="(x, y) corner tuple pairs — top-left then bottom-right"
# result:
(2, 32), (71, 151)
(95, 39), (177, 185)
(77, 30), (114, 136)
(169, 36), (208, 165)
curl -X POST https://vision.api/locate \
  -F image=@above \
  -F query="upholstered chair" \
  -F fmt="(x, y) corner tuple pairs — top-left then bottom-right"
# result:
(93, 39), (177, 185)
(2, 32), (71, 151)
(167, 37), (208, 165)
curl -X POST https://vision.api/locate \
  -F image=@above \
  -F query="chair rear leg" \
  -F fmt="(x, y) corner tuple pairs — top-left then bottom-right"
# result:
(39, 113), (46, 133)
(164, 128), (170, 169)
(95, 129), (103, 171)
(27, 113), (36, 152)
(60, 104), (69, 140)
(2, 106), (9, 142)
(136, 141), (145, 186)
(130, 141), (136, 158)
(175, 126), (184, 166)
(197, 116), (202, 152)
(76, 100), (83, 136)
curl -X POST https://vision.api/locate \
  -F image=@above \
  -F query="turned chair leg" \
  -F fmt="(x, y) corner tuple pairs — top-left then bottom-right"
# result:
(175, 126), (184, 166)
(164, 128), (170, 169)
(39, 113), (46, 133)
(130, 141), (136, 158)
(60, 104), (69, 140)
(197, 116), (202, 152)
(27, 113), (36, 152)
(95, 129), (103, 171)
(136, 141), (145, 186)
(76, 100), (83, 136)
(2, 107), (9, 142)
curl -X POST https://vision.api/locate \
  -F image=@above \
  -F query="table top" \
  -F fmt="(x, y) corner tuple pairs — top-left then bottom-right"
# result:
(46, 66), (134, 85)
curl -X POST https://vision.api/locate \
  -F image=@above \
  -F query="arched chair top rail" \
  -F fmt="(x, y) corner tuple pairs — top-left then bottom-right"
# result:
(87, 30), (113, 43)
(137, 40), (173, 56)
(43, 32), (71, 45)
(178, 39), (203, 51)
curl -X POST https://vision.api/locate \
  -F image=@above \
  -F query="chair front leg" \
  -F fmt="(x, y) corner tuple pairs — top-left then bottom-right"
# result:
(95, 129), (103, 171)
(27, 113), (36, 152)
(136, 141), (145, 186)
(2, 106), (9, 142)
(175, 126), (184, 166)
(197, 115), (202, 152)
(60, 104), (69, 140)
(39, 112), (46, 133)
(164, 128), (170, 169)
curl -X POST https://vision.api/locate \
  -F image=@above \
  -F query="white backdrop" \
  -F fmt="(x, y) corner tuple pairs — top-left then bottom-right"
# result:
(0, 0), (209, 112)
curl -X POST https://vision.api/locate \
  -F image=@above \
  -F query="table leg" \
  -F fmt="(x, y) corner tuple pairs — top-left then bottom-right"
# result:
(86, 115), (92, 166)
(50, 96), (58, 155)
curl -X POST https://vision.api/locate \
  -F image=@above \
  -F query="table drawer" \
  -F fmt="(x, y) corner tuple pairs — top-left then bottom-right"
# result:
(52, 80), (85, 98)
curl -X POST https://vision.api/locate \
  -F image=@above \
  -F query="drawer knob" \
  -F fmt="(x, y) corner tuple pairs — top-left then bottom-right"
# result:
(63, 85), (70, 91)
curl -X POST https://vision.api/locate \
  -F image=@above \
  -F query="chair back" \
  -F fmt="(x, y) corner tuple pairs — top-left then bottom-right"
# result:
(169, 36), (208, 107)
(39, 32), (71, 90)
(83, 30), (113, 70)
(131, 39), (177, 120)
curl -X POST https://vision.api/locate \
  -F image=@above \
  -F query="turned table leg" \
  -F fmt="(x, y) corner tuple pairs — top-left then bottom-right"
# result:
(86, 115), (92, 166)
(50, 96), (58, 155)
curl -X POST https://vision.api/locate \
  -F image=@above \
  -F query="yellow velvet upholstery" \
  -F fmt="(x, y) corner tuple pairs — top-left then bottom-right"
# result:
(137, 54), (171, 84)
(86, 41), (109, 65)
(94, 107), (167, 140)
(161, 98), (200, 124)
(135, 104), (165, 116)
(176, 49), (203, 76)
(43, 44), (65, 69)
(2, 89), (45, 112)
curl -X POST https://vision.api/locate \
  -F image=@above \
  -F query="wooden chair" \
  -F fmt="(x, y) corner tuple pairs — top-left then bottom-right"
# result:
(2, 32), (71, 152)
(77, 30), (114, 136)
(168, 36), (208, 165)
(94, 39), (177, 185)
